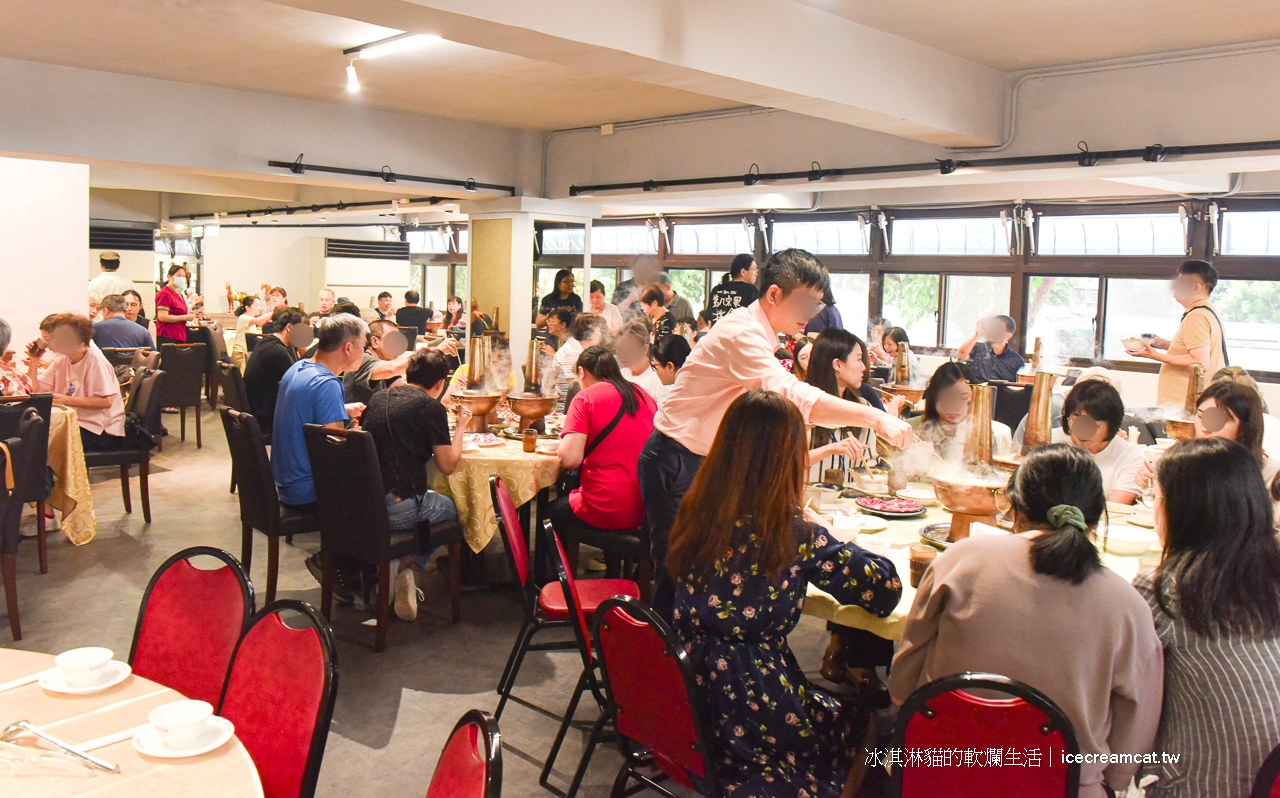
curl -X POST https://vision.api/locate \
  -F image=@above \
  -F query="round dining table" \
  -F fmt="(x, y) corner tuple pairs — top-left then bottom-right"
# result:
(0, 649), (262, 797)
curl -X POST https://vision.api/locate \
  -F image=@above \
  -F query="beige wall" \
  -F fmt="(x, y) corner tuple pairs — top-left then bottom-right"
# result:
(469, 217), (514, 332)
(0, 156), (88, 345)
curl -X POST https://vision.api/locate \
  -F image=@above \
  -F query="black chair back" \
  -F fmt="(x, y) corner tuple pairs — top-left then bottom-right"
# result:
(0, 433), (25, 555)
(220, 408), (280, 536)
(397, 326), (421, 345)
(205, 321), (230, 363)
(303, 425), (393, 563)
(127, 368), (167, 447)
(159, 343), (206, 407)
(0, 407), (47, 510)
(100, 347), (141, 368)
(992, 381), (1033, 433)
(245, 333), (262, 353)
(217, 362), (251, 413)
(130, 349), (159, 370)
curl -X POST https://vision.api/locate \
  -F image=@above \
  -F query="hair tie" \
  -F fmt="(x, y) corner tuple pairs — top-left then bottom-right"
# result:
(1046, 504), (1087, 533)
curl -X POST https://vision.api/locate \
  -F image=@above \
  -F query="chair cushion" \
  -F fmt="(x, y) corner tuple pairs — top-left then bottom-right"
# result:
(538, 578), (640, 622)
(569, 527), (644, 557)
(82, 449), (147, 467)
(428, 519), (465, 545)
(278, 506), (320, 538)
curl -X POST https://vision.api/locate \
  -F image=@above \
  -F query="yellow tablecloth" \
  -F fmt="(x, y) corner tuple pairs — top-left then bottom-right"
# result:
(429, 439), (561, 553)
(803, 493), (1153, 640)
(46, 407), (96, 546)
(0, 649), (262, 798)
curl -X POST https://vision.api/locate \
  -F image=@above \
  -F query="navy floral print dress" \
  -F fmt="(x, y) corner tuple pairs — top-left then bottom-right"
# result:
(672, 520), (902, 798)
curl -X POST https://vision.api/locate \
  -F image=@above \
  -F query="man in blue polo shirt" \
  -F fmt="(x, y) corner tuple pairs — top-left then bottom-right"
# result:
(958, 315), (1026, 383)
(93, 294), (154, 349)
(272, 313), (368, 507)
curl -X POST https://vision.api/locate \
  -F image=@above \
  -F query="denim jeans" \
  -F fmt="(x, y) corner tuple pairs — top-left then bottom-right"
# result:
(386, 491), (458, 568)
(636, 430), (704, 619)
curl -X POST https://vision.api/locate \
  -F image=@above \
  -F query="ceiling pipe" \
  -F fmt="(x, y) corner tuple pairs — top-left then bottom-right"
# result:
(267, 154), (515, 194)
(169, 195), (452, 222)
(567, 137), (1280, 197)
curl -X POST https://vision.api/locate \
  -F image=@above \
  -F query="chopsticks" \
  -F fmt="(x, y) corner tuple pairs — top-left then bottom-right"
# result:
(2, 721), (119, 773)
(0, 670), (50, 694)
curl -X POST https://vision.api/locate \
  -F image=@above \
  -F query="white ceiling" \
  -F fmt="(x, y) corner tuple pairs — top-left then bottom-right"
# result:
(0, 0), (739, 131)
(792, 0), (1280, 71)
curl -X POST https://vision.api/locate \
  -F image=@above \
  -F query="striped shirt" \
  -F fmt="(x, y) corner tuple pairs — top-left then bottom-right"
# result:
(1134, 572), (1280, 798)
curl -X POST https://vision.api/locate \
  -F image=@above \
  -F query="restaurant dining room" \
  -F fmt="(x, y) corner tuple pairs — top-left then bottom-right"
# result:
(4, 1), (1280, 797)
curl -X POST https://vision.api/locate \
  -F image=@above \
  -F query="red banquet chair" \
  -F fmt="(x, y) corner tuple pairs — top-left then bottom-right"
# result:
(424, 710), (503, 798)
(1250, 742), (1280, 798)
(488, 476), (637, 721)
(593, 595), (723, 798)
(539, 521), (640, 798)
(889, 672), (1081, 798)
(218, 600), (338, 798)
(128, 546), (254, 706)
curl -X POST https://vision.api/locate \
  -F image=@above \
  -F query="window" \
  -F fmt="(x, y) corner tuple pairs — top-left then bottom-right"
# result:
(671, 223), (754, 255)
(536, 268), (564, 301)
(592, 225), (657, 254)
(882, 273), (939, 347)
(1103, 278), (1184, 361)
(1213, 279), (1280, 371)
(943, 275), (1011, 348)
(153, 239), (169, 255)
(173, 238), (196, 256)
(826, 273), (870, 339)
(457, 228), (469, 253)
(407, 229), (451, 254)
(1025, 276), (1099, 360)
(451, 265), (467, 299)
(541, 227), (584, 255)
(891, 218), (1007, 256)
(590, 267), (617, 301)
(1039, 213), (1184, 256)
(668, 269), (707, 317)
(1221, 211), (1280, 256)
(771, 220), (868, 255)
(425, 264), (449, 308)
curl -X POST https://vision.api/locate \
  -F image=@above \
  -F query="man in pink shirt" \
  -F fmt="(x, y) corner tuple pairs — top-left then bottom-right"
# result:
(639, 249), (912, 614)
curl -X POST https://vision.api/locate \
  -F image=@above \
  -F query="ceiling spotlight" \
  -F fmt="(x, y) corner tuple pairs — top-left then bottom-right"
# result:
(173, 223), (185, 231)
(937, 159), (958, 175)
(344, 32), (441, 60)
(346, 62), (360, 92)
(1143, 144), (1167, 163)
(1076, 141), (1099, 167)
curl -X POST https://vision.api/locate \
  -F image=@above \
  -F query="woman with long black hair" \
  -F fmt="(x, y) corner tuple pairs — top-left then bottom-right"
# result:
(668, 389), (901, 798)
(1137, 437), (1280, 798)
(891, 444), (1163, 798)
(536, 268), (583, 325)
(908, 361), (1013, 461)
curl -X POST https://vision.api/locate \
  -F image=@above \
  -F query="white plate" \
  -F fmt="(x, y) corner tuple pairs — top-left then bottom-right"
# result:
(1106, 501), (1136, 516)
(133, 717), (235, 759)
(896, 488), (938, 506)
(39, 661), (131, 695)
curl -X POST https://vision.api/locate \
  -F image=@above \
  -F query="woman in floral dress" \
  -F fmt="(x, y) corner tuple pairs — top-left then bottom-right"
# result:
(667, 389), (903, 797)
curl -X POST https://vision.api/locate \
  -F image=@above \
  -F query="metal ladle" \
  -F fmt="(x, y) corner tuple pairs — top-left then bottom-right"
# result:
(1, 721), (119, 773)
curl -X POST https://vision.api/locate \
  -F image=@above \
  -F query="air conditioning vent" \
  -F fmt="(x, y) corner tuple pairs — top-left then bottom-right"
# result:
(89, 226), (156, 251)
(325, 238), (410, 260)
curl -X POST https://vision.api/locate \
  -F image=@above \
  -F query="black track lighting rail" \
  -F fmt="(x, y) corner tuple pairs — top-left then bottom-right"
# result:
(169, 195), (449, 222)
(267, 154), (515, 194)
(567, 137), (1280, 196)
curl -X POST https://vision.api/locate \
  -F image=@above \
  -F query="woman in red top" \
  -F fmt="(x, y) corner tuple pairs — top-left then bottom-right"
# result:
(551, 345), (657, 570)
(154, 264), (203, 346)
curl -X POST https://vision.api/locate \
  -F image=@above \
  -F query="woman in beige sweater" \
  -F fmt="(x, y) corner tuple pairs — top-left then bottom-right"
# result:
(889, 444), (1164, 798)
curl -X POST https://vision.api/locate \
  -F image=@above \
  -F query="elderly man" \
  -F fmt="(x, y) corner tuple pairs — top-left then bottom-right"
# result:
(345, 318), (461, 405)
(310, 288), (336, 321)
(612, 254), (661, 321)
(639, 249), (911, 616)
(654, 272), (694, 322)
(1132, 259), (1228, 409)
(88, 252), (133, 302)
(957, 315), (1025, 384)
(92, 294), (153, 349)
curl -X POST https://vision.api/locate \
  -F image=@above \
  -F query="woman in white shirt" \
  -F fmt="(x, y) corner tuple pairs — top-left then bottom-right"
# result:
(1056, 378), (1144, 504)
(588, 280), (624, 337)
(231, 295), (273, 372)
(615, 319), (664, 401)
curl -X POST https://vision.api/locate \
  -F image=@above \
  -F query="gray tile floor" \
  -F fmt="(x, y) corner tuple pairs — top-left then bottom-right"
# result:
(5, 405), (834, 798)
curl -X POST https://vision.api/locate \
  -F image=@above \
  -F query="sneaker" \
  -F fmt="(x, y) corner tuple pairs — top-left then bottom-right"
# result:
(394, 568), (422, 622)
(305, 554), (354, 605)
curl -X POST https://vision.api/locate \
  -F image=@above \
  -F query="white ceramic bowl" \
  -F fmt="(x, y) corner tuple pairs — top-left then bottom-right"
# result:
(832, 515), (863, 532)
(1106, 501), (1136, 516)
(1155, 437), (1177, 449)
(896, 488), (939, 506)
(1121, 337), (1145, 352)
(1104, 527), (1159, 556)
(54, 647), (113, 687)
(149, 700), (214, 749)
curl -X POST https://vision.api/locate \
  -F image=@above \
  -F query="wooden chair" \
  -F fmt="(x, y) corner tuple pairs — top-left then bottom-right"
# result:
(0, 411), (45, 640)
(0, 395), (52, 573)
(204, 321), (230, 408)
(129, 546), (254, 706)
(424, 710), (503, 798)
(303, 425), (464, 652)
(220, 408), (318, 603)
(159, 342), (206, 447)
(83, 368), (164, 524)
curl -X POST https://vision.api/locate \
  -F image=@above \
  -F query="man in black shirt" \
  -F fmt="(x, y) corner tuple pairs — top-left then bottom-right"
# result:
(958, 314), (1026, 383)
(362, 348), (472, 621)
(395, 290), (433, 336)
(707, 253), (761, 323)
(243, 306), (306, 434)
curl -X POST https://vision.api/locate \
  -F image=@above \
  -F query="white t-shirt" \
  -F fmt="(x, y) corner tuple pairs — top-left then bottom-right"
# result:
(1052, 429), (1144, 497)
(623, 365), (666, 404)
(87, 272), (134, 302)
(554, 338), (584, 379)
